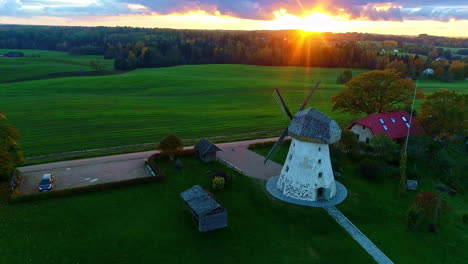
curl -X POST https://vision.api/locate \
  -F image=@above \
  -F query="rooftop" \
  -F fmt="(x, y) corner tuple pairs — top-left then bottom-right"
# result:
(288, 108), (341, 144)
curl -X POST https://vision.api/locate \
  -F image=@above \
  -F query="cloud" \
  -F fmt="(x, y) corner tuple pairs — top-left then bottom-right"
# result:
(0, 0), (23, 15)
(2, 0), (468, 21)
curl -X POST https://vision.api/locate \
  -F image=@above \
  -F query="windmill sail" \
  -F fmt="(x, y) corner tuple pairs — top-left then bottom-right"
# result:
(298, 81), (321, 111)
(264, 127), (289, 164)
(272, 88), (293, 120)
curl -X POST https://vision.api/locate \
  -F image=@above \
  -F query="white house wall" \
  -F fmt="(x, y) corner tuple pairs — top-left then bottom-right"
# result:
(276, 138), (336, 201)
(350, 124), (374, 143)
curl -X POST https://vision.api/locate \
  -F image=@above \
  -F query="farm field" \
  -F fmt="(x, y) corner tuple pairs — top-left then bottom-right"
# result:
(253, 143), (468, 264)
(1, 61), (466, 157)
(0, 49), (113, 83)
(0, 156), (373, 264)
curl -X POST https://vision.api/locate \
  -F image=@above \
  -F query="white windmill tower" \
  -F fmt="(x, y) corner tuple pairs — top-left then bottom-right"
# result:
(265, 82), (341, 202)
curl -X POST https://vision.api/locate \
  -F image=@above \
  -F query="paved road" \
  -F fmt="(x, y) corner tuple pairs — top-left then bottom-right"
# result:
(19, 137), (281, 195)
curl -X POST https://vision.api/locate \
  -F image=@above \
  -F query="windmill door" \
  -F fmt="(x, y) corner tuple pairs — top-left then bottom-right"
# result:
(317, 188), (324, 200)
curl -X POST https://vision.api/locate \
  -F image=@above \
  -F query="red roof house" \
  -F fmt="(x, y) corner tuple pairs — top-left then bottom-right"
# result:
(349, 111), (424, 143)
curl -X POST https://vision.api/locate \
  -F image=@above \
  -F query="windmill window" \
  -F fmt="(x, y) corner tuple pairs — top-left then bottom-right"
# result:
(383, 125), (388, 131)
(318, 147), (321, 152)
(379, 118), (385, 124)
(402, 116), (407, 122)
(318, 172), (323, 178)
(286, 166), (289, 172)
(390, 118), (396, 123)
(405, 123), (410, 128)
(318, 159), (322, 164)
(289, 154), (292, 160)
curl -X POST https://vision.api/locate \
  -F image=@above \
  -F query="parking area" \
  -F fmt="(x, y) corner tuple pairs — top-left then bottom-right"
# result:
(19, 150), (157, 196)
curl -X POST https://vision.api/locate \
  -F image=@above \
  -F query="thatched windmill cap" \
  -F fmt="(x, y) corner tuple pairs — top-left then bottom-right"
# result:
(288, 108), (341, 144)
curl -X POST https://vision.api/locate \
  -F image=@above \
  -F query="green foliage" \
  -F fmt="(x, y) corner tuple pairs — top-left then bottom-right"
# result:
(462, 213), (468, 224)
(336, 69), (353, 84)
(89, 60), (106, 72)
(212, 176), (225, 191)
(407, 205), (422, 230)
(370, 134), (400, 162)
(418, 89), (467, 141)
(335, 129), (360, 154)
(331, 70), (422, 116)
(358, 159), (385, 181)
(0, 113), (24, 181)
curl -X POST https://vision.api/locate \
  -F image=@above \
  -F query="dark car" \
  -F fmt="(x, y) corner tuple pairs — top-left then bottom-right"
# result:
(38, 174), (54, 192)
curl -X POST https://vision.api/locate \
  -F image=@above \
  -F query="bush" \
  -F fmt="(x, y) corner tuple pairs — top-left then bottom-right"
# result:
(336, 69), (353, 84)
(462, 213), (468, 224)
(407, 206), (422, 230)
(212, 176), (225, 191)
(358, 159), (385, 180)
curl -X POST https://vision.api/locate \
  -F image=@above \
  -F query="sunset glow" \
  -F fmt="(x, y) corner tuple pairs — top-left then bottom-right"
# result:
(1, 0), (467, 37)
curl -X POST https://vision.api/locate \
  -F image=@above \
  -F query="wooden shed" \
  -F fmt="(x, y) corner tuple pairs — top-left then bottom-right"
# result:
(194, 138), (221, 162)
(180, 185), (227, 232)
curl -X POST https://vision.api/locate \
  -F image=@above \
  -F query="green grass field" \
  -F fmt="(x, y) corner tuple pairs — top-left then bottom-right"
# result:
(0, 156), (374, 263)
(1, 62), (465, 157)
(0, 49), (113, 83)
(253, 143), (468, 264)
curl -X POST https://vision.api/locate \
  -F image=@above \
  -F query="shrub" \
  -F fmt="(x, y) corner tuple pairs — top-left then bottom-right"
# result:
(407, 206), (422, 230)
(462, 213), (468, 224)
(157, 134), (184, 160)
(358, 159), (385, 181)
(212, 176), (225, 191)
(336, 69), (353, 84)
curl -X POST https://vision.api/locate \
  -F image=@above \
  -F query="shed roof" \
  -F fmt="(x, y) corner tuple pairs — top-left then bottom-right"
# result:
(349, 111), (424, 139)
(288, 108), (341, 144)
(194, 138), (221, 155)
(180, 185), (223, 216)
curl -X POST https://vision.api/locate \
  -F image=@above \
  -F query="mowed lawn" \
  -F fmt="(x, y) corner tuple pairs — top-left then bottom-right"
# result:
(254, 144), (468, 264)
(0, 49), (113, 83)
(0, 156), (373, 264)
(1, 63), (466, 157)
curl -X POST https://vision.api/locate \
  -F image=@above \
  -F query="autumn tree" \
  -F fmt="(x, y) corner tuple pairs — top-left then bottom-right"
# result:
(0, 113), (24, 181)
(383, 40), (398, 50)
(157, 134), (184, 160)
(386, 60), (408, 77)
(331, 70), (422, 116)
(418, 90), (467, 141)
(449, 60), (466, 80)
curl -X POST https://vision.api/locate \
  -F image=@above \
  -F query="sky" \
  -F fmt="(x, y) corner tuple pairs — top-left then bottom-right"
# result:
(1, 0), (468, 37)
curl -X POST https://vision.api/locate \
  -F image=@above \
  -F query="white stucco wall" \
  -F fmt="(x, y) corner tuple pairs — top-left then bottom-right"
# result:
(276, 138), (336, 201)
(350, 124), (374, 143)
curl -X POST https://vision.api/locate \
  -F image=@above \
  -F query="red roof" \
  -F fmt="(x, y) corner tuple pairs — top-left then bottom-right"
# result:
(350, 111), (424, 139)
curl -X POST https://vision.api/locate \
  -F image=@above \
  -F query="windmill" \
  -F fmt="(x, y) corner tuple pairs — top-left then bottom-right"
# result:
(265, 81), (342, 201)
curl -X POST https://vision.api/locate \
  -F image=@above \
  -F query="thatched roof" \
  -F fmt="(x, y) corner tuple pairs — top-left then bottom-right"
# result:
(194, 138), (221, 155)
(288, 108), (341, 144)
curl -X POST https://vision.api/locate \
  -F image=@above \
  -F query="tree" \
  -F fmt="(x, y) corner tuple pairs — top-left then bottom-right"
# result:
(370, 134), (400, 162)
(336, 69), (353, 84)
(157, 134), (184, 160)
(0, 113), (24, 181)
(418, 90), (467, 141)
(386, 60), (408, 77)
(331, 70), (422, 116)
(89, 60), (106, 72)
(449, 60), (465, 80)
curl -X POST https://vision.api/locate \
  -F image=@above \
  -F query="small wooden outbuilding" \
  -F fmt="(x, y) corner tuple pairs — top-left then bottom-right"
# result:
(194, 138), (221, 162)
(180, 185), (227, 232)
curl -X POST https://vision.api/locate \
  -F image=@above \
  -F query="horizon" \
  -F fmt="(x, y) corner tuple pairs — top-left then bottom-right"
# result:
(1, 1), (468, 37)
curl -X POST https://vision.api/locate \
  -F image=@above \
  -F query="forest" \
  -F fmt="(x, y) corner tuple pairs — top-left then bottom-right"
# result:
(1, 25), (467, 79)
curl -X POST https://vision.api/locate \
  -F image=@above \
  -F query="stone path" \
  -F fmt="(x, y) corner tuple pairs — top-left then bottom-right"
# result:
(217, 145), (283, 180)
(324, 206), (394, 264)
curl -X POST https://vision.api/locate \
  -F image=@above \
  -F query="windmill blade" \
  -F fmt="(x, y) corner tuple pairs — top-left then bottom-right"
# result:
(264, 128), (289, 164)
(273, 88), (293, 120)
(298, 81), (321, 111)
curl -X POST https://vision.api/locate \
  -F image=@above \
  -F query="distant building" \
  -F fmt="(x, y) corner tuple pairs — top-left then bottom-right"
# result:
(194, 138), (221, 162)
(393, 49), (399, 53)
(422, 68), (434, 76)
(435, 56), (447, 61)
(349, 111), (424, 144)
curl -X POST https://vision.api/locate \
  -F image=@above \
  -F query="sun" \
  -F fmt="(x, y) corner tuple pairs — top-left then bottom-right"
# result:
(270, 9), (347, 32)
